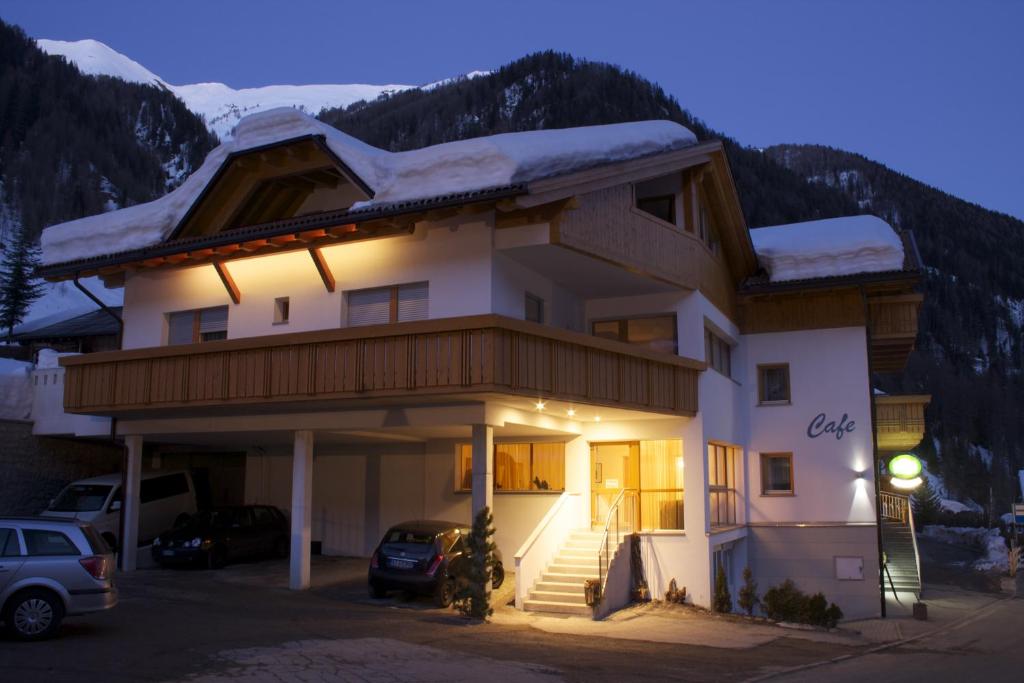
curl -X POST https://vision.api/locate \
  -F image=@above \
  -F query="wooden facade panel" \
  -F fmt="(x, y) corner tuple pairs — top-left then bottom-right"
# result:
(738, 289), (865, 334)
(62, 316), (701, 417)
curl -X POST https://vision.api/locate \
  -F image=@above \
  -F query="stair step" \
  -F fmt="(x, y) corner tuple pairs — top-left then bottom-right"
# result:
(559, 548), (598, 558)
(529, 590), (587, 604)
(563, 540), (603, 550)
(548, 563), (601, 574)
(541, 572), (598, 583)
(523, 599), (592, 616)
(534, 580), (587, 592)
(553, 556), (599, 566)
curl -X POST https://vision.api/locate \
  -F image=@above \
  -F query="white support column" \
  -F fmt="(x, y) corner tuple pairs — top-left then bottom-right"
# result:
(471, 424), (494, 518)
(290, 430), (314, 590)
(121, 434), (143, 572)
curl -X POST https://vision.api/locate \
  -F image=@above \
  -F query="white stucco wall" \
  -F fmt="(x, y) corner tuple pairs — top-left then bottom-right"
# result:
(745, 327), (876, 525)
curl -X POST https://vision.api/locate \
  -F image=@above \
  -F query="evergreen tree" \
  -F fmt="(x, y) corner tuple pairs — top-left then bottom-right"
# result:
(713, 563), (732, 613)
(453, 506), (497, 620)
(738, 566), (759, 616)
(912, 477), (943, 526)
(0, 223), (43, 339)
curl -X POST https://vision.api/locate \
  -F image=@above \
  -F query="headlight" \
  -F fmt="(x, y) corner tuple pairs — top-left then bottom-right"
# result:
(189, 537), (202, 548)
(153, 537), (161, 546)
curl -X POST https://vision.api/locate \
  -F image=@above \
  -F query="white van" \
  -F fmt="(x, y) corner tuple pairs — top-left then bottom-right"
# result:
(40, 471), (198, 549)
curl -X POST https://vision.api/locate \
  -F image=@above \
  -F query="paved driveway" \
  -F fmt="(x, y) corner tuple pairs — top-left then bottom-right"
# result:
(0, 557), (867, 682)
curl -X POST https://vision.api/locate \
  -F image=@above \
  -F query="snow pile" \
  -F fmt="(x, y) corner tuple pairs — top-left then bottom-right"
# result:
(921, 525), (1008, 572)
(14, 277), (123, 333)
(37, 39), (487, 140)
(750, 215), (905, 283)
(0, 358), (32, 420)
(41, 108), (696, 265)
(36, 348), (78, 370)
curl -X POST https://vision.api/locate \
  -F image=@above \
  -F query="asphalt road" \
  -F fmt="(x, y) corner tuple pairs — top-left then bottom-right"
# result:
(0, 558), (864, 683)
(776, 594), (1024, 682)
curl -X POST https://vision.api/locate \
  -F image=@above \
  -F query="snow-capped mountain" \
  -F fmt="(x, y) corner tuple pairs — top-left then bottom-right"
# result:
(36, 39), (479, 140)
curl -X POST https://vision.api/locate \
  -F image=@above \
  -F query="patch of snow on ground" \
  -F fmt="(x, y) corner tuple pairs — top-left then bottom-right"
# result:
(921, 525), (1008, 572)
(0, 358), (32, 420)
(41, 108), (696, 265)
(749, 215), (904, 283)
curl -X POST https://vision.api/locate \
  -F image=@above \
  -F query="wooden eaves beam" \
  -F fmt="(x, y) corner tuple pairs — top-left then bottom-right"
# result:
(213, 260), (241, 304)
(308, 247), (335, 292)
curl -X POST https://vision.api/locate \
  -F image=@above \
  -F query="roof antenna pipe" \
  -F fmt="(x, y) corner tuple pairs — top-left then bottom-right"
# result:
(73, 275), (123, 348)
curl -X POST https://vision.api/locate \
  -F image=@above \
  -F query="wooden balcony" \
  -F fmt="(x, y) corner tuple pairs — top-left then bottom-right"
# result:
(875, 394), (930, 451)
(60, 315), (702, 418)
(868, 294), (923, 373)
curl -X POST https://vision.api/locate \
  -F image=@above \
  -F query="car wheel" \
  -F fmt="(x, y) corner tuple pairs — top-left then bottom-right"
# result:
(206, 546), (226, 570)
(368, 583), (387, 599)
(491, 562), (505, 589)
(434, 578), (456, 608)
(3, 589), (64, 641)
(274, 536), (289, 558)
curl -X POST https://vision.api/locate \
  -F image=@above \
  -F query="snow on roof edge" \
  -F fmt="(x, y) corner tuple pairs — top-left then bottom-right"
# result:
(40, 108), (697, 266)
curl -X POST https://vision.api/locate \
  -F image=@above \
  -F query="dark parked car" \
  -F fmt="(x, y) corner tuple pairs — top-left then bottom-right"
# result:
(152, 506), (288, 569)
(367, 520), (504, 607)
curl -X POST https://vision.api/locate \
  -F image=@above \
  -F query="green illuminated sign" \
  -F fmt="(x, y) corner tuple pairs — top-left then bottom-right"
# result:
(889, 453), (923, 479)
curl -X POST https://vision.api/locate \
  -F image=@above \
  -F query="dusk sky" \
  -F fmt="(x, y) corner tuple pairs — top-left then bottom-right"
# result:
(3, 0), (1022, 220)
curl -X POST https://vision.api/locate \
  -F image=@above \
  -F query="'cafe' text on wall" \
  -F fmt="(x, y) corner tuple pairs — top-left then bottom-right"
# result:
(807, 413), (856, 441)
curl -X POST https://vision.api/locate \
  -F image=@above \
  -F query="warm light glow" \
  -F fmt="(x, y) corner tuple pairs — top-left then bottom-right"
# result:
(594, 415), (601, 422)
(889, 453), (923, 479)
(567, 408), (576, 417)
(535, 400), (546, 411)
(675, 456), (685, 470)
(891, 476), (923, 490)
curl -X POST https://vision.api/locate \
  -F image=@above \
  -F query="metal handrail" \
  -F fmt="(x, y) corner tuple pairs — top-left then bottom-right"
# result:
(879, 491), (909, 523)
(907, 495), (923, 600)
(597, 488), (638, 603)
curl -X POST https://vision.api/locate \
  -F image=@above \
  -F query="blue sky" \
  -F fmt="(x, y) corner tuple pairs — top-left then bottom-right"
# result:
(3, 0), (1022, 220)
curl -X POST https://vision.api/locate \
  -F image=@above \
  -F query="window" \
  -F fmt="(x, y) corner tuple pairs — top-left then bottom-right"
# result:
(705, 328), (732, 377)
(347, 282), (428, 326)
(698, 204), (721, 254)
(23, 529), (80, 556)
(273, 297), (290, 324)
(525, 293), (545, 324)
(592, 315), (677, 355)
(0, 528), (20, 557)
(638, 440), (685, 530)
(634, 174), (681, 226)
(758, 364), (791, 404)
(140, 474), (190, 504)
(761, 453), (794, 495)
(167, 306), (228, 345)
(708, 443), (738, 528)
(456, 442), (565, 492)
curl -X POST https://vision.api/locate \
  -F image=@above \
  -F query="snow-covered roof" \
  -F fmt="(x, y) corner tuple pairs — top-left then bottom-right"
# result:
(748, 215), (906, 283)
(41, 108), (697, 266)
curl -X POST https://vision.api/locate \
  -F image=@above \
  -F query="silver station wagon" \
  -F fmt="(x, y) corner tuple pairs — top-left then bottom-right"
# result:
(0, 517), (118, 640)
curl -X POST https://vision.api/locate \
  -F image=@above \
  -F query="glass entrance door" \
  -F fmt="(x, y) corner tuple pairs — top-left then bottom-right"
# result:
(590, 442), (639, 528)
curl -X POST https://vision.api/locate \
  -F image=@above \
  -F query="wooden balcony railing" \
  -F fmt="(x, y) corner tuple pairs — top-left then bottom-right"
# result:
(868, 294), (923, 373)
(879, 491), (909, 523)
(61, 315), (702, 418)
(875, 394), (930, 451)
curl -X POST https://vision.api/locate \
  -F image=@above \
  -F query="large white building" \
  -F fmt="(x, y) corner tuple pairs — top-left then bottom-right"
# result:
(35, 108), (927, 619)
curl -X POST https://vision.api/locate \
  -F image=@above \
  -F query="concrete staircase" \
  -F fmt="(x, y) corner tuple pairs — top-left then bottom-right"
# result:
(522, 529), (603, 616)
(881, 518), (921, 595)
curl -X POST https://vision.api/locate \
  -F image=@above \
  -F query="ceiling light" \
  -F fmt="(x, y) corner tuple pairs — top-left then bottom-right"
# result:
(567, 408), (576, 417)
(594, 415), (601, 422)
(535, 400), (546, 411)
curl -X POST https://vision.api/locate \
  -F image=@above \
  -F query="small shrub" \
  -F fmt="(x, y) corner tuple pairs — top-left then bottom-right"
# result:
(738, 566), (759, 616)
(763, 579), (842, 627)
(665, 578), (687, 604)
(713, 563), (732, 613)
(453, 506), (496, 620)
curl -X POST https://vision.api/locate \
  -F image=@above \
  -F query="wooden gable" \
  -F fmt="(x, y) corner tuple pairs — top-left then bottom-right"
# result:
(172, 135), (373, 241)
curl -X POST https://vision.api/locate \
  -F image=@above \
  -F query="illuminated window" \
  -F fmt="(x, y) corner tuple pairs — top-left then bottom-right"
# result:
(347, 282), (428, 326)
(456, 442), (565, 492)
(273, 297), (290, 324)
(166, 306), (228, 345)
(592, 315), (677, 355)
(638, 440), (685, 530)
(758, 364), (791, 404)
(708, 443), (738, 528)
(761, 453), (794, 495)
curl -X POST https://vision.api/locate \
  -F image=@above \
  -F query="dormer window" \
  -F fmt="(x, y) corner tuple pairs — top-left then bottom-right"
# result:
(634, 174), (682, 227)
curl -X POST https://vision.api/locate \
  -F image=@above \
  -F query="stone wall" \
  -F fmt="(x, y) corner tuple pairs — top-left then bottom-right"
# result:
(0, 419), (122, 515)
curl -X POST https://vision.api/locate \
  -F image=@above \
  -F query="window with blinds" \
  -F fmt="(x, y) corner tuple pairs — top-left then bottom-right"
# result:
(166, 306), (228, 345)
(347, 283), (428, 326)
(455, 442), (565, 492)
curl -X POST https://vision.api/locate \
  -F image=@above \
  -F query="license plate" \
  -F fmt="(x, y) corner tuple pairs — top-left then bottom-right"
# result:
(162, 550), (175, 557)
(388, 558), (415, 569)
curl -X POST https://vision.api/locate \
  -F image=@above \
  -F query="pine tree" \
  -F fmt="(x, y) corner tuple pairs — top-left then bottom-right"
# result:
(738, 566), (759, 616)
(0, 223), (43, 339)
(713, 563), (732, 613)
(912, 477), (943, 526)
(453, 506), (497, 620)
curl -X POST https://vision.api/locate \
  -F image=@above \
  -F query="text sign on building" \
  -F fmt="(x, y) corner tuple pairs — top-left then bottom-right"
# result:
(806, 413), (856, 440)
